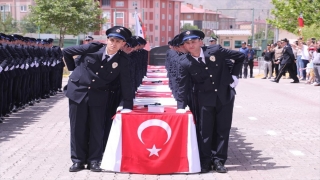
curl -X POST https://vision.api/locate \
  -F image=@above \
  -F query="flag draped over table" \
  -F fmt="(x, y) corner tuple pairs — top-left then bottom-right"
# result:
(134, 12), (145, 38)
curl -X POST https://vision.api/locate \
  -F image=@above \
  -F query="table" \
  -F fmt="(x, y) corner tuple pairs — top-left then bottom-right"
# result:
(100, 107), (201, 174)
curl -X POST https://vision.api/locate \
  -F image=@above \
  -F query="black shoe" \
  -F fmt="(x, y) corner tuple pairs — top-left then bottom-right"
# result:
(12, 105), (18, 112)
(36, 99), (41, 103)
(200, 162), (212, 173)
(29, 101), (34, 106)
(262, 77), (267, 79)
(213, 160), (227, 173)
(4, 114), (10, 117)
(69, 162), (85, 172)
(291, 80), (299, 83)
(87, 162), (102, 172)
(58, 89), (62, 92)
(250, 76), (254, 78)
(41, 96), (46, 99)
(239, 76), (242, 79)
(45, 94), (50, 98)
(271, 79), (279, 83)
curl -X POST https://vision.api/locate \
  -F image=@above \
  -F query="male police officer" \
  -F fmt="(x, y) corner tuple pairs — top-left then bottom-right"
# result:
(271, 38), (299, 83)
(176, 30), (244, 173)
(209, 37), (217, 45)
(63, 26), (133, 172)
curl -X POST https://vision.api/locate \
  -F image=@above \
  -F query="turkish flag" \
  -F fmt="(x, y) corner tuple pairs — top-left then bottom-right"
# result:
(120, 113), (189, 174)
(298, 14), (304, 27)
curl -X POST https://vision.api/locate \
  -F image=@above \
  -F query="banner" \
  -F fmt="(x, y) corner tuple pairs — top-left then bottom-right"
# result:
(134, 12), (145, 38)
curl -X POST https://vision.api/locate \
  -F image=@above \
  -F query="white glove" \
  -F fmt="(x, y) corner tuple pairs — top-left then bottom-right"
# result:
(20, 64), (25, 69)
(16, 65), (19, 68)
(176, 109), (187, 113)
(69, 71), (73, 76)
(4, 66), (9, 71)
(31, 63), (35, 67)
(0, 66), (3, 73)
(10, 66), (14, 70)
(51, 62), (56, 67)
(25, 64), (29, 69)
(36, 63), (39, 67)
(230, 75), (239, 88)
(120, 109), (132, 113)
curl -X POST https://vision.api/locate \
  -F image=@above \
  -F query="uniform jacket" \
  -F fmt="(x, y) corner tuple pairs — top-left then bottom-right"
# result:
(281, 45), (295, 64)
(177, 45), (244, 108)
(63, 42), (133, 108)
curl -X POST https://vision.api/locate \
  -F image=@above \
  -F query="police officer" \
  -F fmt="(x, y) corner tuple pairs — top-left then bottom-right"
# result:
(209, 37), (217, 45)
(176, 30), (244, 173)
(271, 38), (299, 83)
(63, 26), (133, 172)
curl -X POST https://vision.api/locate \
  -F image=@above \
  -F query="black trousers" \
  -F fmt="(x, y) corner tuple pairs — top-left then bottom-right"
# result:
(274, 63), (280, 77)
(275, 63), (299, 82)
(248, 61), (254, 77)
(69, 95), (106, 164)
(197, 97), (235, 165)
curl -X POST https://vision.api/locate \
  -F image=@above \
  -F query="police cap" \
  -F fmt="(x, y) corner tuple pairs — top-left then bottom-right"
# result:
(179, 30), (205, 44)
(209, 37), (217, 42)
(84, 36), (94, 41)
(106, 26), (132, 41)
(281, 38), (289, 43)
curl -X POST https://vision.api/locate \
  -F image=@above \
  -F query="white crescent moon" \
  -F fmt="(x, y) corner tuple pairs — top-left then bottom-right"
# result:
(137, 119), (172, 145)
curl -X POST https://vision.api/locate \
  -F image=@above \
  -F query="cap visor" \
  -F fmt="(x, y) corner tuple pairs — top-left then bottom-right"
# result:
(108, 33), (126, 41)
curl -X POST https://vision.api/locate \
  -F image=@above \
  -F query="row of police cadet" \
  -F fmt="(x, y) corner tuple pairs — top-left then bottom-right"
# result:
(0, 34), (64, 123)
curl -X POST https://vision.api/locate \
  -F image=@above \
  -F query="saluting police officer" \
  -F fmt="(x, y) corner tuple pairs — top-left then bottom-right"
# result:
(271, 38), (299, 83)
(63, 26), (134, 172)
(176, 30), (244, 173)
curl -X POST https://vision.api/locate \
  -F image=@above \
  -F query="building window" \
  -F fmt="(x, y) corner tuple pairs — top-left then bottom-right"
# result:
(175, 15), (178, 20)
(132, 1), (138, 6)
(234, 41), (242, 48)
(186, 15), (191, 19)
(115, 13), (124, 18)
(162, 25), (165, 31)
(175, 4), (178, 8)
(155, 37), (158, 41)
(156, 14), (158, 19)
(102, 0), (111, 6)
(115, 1), (124, 7)
(162, 3), (166, 8)
(156, 2), (159, 7)
(161, 37), (165, 42)
(20, 5), (27, 12)
(168, 37), (171, 41)
(162, 14), (165, 20)
(0, 5), (10, 12)
(155, 25), (158, 30)
(223, 41), (230, 47)
(169, 3), (172, 8)
(168, 15), (171, 20)
(168, 26), (172, 31)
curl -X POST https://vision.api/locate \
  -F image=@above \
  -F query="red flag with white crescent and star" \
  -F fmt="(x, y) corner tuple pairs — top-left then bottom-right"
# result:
(298, 13), (304, 27)
(120, 113), (189, 174)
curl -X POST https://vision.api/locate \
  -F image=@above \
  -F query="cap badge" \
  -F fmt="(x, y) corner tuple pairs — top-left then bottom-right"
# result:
(116, 29), (120, 33)
(186, 31), (190, 35)
(210, 55), (216, 62)
(112, 62), (118, 69)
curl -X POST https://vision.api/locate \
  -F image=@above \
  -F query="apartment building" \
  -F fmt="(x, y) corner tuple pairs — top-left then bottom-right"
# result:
(0, 0), (34, 21)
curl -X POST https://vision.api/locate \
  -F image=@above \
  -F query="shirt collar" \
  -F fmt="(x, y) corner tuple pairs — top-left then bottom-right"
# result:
(102, 47), (117, 61)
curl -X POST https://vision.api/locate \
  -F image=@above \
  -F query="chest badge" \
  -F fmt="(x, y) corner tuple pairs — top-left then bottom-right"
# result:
(112, 62), (118, 69)
(210, 55), (216, 62)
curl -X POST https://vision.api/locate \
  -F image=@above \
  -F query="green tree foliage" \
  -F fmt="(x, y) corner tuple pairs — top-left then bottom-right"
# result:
(181, 23), (199, 32)
(0, 13), (16, 33)
(300, 24), (320, 40)
(30, 0), (104, 47)
(20, 15), (38, 34)
(268, 0), (320, 33)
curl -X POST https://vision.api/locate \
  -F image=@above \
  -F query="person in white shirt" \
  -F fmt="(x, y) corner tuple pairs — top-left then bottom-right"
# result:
(312, 41), (320, 86)
(300, 43), (310, 80)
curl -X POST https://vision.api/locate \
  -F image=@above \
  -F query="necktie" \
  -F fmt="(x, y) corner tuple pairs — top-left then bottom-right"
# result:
(103, 55), (110, 61)
(198, 57), (205, 65)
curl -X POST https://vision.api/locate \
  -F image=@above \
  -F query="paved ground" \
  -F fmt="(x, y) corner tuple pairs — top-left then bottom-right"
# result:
(1, 72), (320, 180)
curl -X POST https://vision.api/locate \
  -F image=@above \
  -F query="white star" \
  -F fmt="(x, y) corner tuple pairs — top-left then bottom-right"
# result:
(146, 145), (162, 157)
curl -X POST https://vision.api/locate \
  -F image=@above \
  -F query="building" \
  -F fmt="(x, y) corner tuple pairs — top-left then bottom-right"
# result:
(180, 3), (220, 37)
(0, 0), (34, 21)
(236, 19), (267, 34)
(98, 0), (183, 47)
(215, 29), (251, 50)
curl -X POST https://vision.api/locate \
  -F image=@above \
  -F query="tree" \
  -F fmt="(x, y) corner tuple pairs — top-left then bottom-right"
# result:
(20, 15), (38, 34)
(30, 0), (104, 47)
(300, 24), (320, 40)
(181, 23), (199, 32)
(268, 0), (320, 33)
(0, 13), (16, 33)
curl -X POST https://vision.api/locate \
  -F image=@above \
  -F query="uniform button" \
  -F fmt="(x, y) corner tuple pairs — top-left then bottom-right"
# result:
(210, 75), (212, 77)
(216, 64), (218, 66)
(96, 72), (98, 75)
(88, 87), (91, 89)
(101, 66), (103, 68)
(205, 67), (208, 70)
(212, 82), (215, 84)
(92, 79), (95, 82)
(215, 89), (217, 92)
(110, 71), (112, 73)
